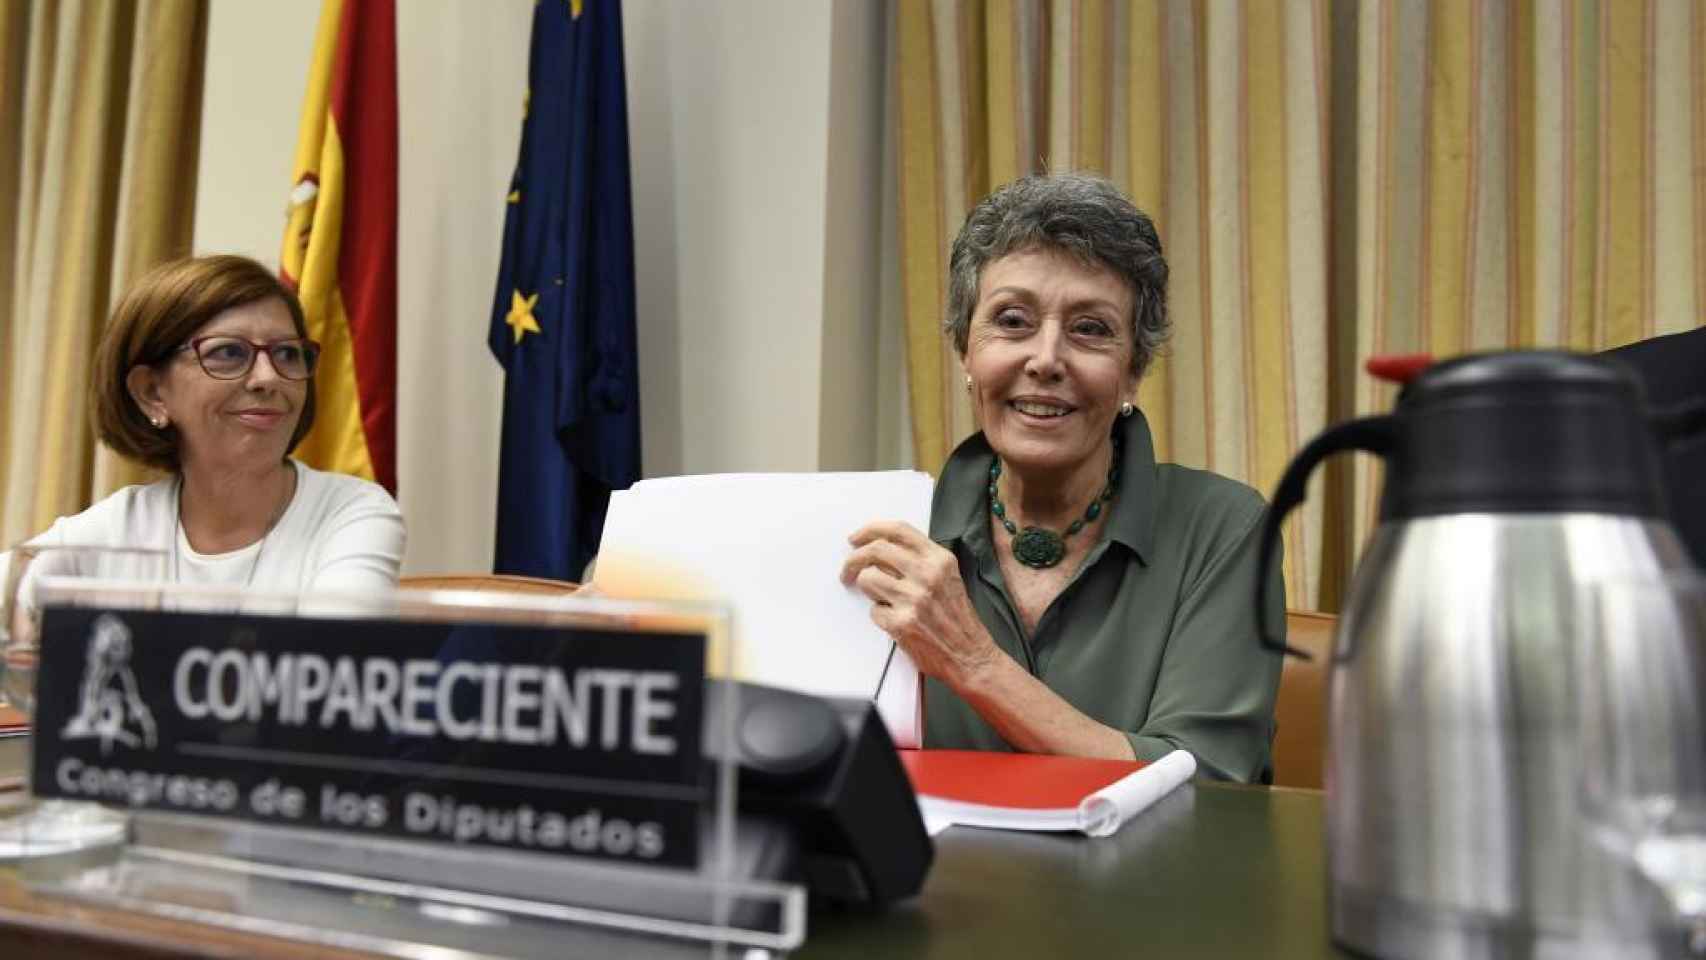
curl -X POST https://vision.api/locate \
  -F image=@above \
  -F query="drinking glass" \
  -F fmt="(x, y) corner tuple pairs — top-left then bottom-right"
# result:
(1579, 571), (1706, 954)
(0, 544), (166, 859)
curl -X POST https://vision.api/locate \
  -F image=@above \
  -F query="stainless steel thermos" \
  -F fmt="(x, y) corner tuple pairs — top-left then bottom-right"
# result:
(1255, 351), (1706, 958)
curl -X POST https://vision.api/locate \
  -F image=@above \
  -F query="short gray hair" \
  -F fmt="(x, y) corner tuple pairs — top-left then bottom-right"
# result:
(944, 172), (1170, 378)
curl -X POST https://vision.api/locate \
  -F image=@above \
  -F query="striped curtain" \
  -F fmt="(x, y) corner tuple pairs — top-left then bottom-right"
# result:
(895, 0), (1706, 612)
(1347, 0), (1706, 555)
(0, 0), (208, 547)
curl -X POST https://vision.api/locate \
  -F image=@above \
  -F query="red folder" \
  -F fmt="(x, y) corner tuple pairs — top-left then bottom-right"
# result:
(900, 749), (1148, 830)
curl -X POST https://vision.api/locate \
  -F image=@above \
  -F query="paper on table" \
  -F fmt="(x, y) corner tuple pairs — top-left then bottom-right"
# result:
(1077, 749), (1197, 837)
(920, 811), (955, 837)
(593, 471), (934, 748)
(911, 749), (1198, 836)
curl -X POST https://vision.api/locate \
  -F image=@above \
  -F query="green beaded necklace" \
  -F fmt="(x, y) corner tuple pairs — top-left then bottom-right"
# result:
(988, 432), (1122, 569)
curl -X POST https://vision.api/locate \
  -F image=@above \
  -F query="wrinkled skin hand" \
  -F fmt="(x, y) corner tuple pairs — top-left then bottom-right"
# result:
(840, 520), (1000, 690)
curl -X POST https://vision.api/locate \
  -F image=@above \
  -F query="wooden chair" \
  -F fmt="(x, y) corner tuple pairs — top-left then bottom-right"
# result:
(398, 574), (580, 595)
(1271, 610), (1336, 790)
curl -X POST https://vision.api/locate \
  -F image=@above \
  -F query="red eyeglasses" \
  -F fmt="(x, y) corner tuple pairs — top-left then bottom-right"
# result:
(177, 336), (321, 381)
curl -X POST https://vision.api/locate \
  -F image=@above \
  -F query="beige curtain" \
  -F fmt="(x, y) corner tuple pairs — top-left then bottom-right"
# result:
(0, 0), (207, 546)
(1344, 0), (1706, 566)
(895, 0), (1706, 612)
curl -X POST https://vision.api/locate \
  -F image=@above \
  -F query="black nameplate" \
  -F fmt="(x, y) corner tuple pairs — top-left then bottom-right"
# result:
(30, 606), (705, 868)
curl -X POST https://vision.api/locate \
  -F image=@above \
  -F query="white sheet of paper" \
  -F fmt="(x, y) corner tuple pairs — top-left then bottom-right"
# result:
(594, 471), (934, 748)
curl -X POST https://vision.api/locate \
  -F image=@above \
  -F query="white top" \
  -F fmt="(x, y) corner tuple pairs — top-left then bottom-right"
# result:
(23, 460), (405, 595)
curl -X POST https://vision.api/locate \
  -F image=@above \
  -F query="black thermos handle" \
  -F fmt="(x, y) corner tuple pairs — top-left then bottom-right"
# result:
(1256, 416), (1397, 659)
(1650, 398), (1706, 448)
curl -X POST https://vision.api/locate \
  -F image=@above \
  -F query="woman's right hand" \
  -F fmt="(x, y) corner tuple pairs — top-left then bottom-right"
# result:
(840, 520), (1001, 692)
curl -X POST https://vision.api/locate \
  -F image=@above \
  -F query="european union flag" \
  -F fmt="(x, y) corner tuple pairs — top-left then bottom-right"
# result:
(488, 0), (639, 581)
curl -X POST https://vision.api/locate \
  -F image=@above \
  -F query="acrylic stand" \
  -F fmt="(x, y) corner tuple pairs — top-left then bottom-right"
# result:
(16, 581), (806, 957)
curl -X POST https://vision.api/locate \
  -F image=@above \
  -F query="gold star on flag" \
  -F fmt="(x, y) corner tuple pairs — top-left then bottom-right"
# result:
(508, 190), (521, 204)
(506, 290), (542, 344)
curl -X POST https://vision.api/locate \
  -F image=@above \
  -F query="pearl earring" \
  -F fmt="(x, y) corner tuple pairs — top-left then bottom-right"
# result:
(965, 375), (974, 391)
(151, 416), (166, 428)
(1119, 402), (1135, 418)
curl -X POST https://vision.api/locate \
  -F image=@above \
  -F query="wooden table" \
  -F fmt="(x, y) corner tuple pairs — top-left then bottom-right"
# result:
(0, 782), (1349, 958)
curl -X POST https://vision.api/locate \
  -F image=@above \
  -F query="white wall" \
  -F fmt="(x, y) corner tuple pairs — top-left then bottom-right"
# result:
(194, 0), (892, 574)
(818, 0), (887, 471)
(195, 3), (316, 264)
(389, 6), (527, 580)
(628, 2), (827, 476)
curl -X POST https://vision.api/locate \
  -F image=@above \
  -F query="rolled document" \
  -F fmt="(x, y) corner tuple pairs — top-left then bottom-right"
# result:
(1077, 749), (1197, 837)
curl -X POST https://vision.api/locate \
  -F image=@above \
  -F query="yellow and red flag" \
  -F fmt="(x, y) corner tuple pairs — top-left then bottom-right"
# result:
(280, 0), (397, 493)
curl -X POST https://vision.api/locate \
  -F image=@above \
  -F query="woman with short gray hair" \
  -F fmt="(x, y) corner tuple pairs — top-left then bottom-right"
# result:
(843, 172), (1284, 782)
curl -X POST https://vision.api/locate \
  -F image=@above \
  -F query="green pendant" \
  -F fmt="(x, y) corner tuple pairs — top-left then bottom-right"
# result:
(989, 429), (1122, 570)
(1012, 527), (1066, 568)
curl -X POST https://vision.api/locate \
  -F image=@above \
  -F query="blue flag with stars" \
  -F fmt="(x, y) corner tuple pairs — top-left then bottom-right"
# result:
(488, 0), (639, 581)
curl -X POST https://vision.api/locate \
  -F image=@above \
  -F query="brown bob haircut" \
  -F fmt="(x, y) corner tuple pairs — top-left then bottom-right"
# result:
(91, 254), (315, 472)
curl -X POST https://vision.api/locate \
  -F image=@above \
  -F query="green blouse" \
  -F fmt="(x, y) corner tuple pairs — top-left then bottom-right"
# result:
(925, 411), (1287, 782)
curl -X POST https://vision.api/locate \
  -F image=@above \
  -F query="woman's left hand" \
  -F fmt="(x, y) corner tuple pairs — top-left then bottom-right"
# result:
(840, 521), (1000, 690)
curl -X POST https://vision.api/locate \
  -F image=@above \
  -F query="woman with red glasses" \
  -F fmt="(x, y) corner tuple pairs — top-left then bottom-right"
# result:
(22, 254), (403, 593)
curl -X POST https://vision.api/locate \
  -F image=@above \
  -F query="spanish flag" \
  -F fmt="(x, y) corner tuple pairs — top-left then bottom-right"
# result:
(280, 0), (398, 493)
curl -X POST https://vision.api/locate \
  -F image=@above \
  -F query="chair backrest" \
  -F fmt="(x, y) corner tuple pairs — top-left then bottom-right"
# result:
(1271, 609), (1336, 790)
(398, 573), (580, 595)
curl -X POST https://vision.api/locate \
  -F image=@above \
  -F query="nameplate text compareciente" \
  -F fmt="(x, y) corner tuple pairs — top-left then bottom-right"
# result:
(30, 606), (707, 868)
